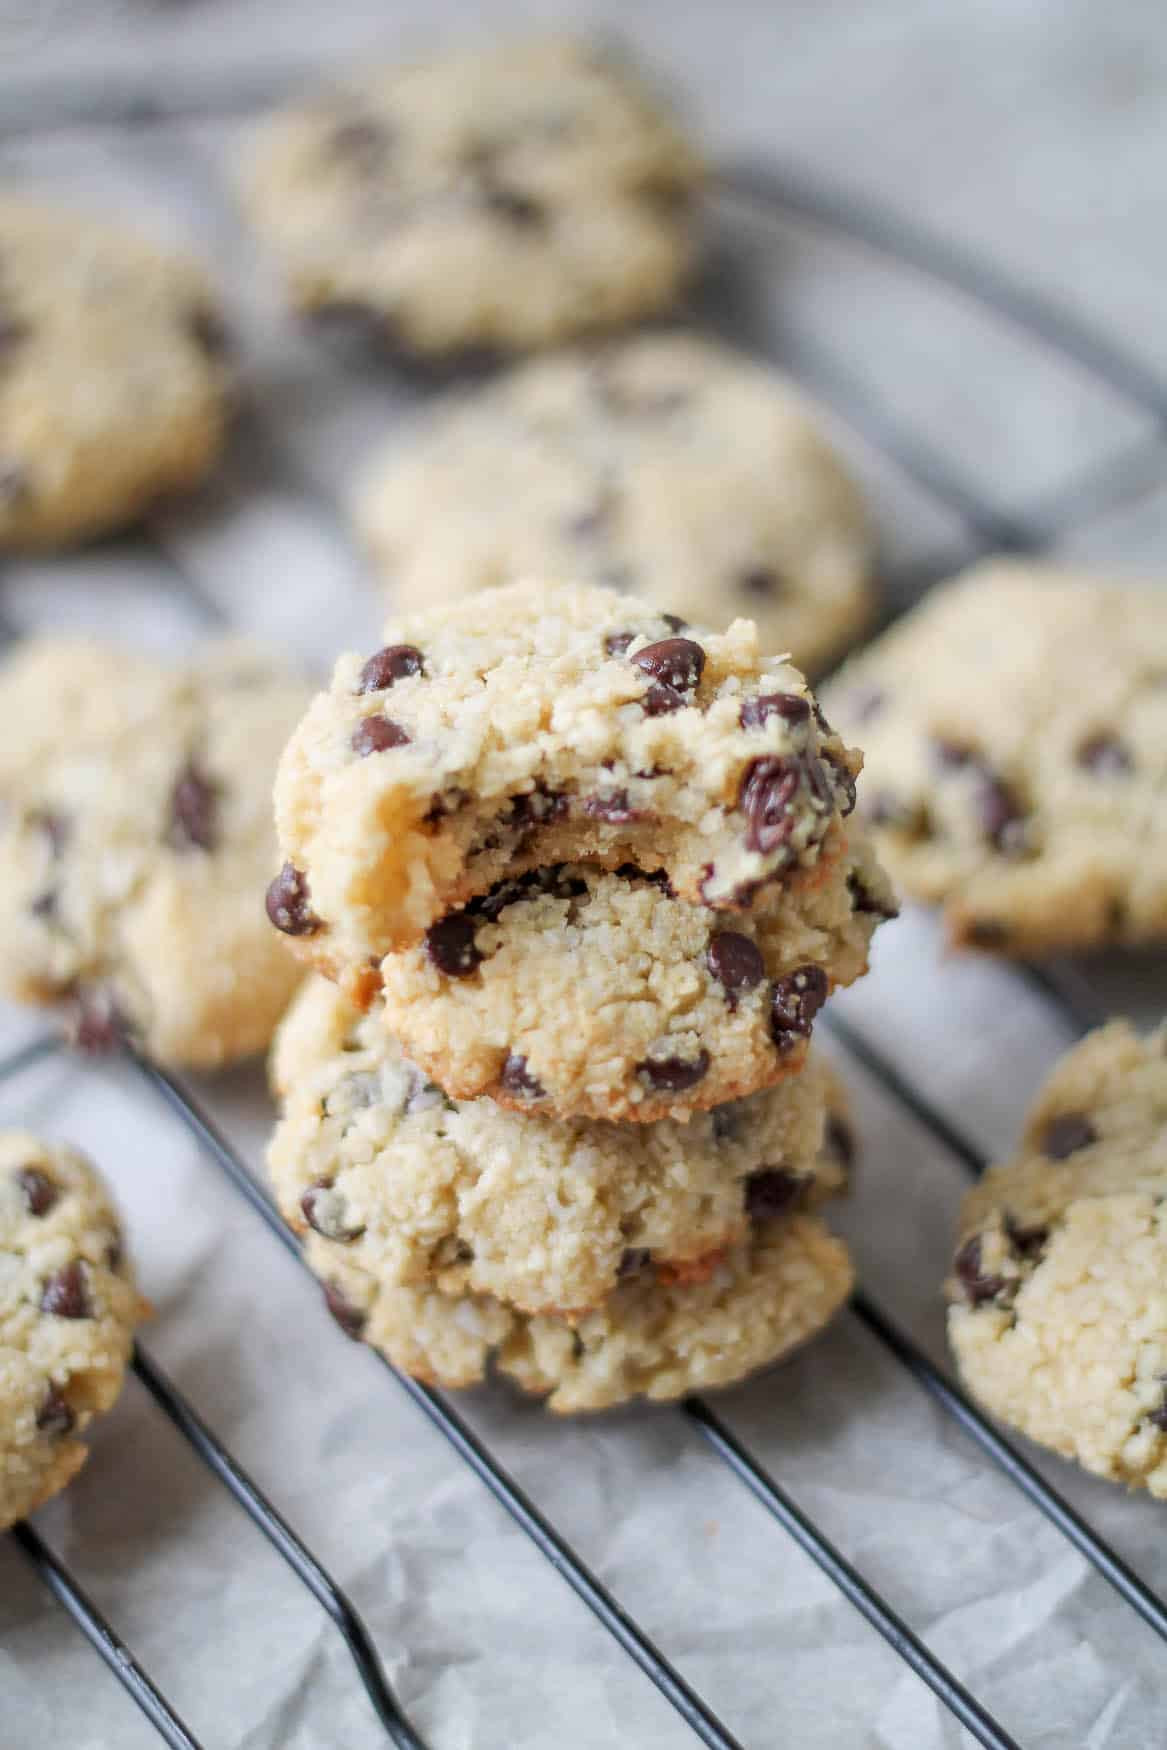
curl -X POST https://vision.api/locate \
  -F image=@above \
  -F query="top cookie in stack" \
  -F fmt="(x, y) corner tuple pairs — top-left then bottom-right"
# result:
(268, 580), (867, 978)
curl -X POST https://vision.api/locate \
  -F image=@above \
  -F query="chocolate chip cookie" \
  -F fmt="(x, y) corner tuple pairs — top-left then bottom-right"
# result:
(375, 840), (893, 1121)
(0, 637), (310, 1068)
(0, 197), (231, 547)
(269, 973), (854, 1316)
(1, 1134), (144, 1529)
(948, 1020), (1167, 1496)
(354, 331), (873, 672)
(269, 579), (863, 995)
(827, 560), (1167, 955)
(310, 1202), (852, 1412)
(242, 36), (703, 358)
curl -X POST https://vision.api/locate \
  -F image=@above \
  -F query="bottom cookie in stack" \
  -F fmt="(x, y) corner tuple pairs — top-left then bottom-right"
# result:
(268, 977), (855, 1411)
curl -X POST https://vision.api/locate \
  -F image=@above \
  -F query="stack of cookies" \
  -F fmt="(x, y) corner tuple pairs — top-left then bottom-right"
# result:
(265, 580), (896, 1410)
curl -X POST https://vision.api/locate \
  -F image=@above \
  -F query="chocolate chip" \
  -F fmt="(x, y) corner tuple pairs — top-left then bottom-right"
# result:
(738, 566), (783, 599)
(744, 1168), (807, 1220)
(632, 637), (705, 692)
(187, 306), (230, 359)
(614, 863), (675, 896)
(636, 1049), (710, 1093)
(711, 1103), (743, 1143)
(565, 493), (616, 540)
(641, 681), (686, 716)
(740, 692), (810, 730)
(15, 1167), (58, 1217)
(604, 630), (636, 658)
(1041, 1112), (1096, 1160)
(41, 1262), (92, 1320)
(467, 865), (586, 926)
(508, 784), (568, 828)
(351, 716), (410, 756)
(975, 771), (1029, 855)
(36, 1385), (75, 1437)
(30, 890), (57, 920)
(583, 790), (641, 823)
(1005, 1214), (1048, 1258)
(31, 808), (69, 858)
(0, 311), (29, 355)
(770, 965), (828, 1049)
(301, 1182), (364, 1243)
(322, 1282), (366, 1340)
(933, 737), (976, 770)
(68, 986), (125, 1055)
(738, 756), (806, 853)
(618, 1247), (652, 1277)
(866, 789), (918, 831)
(0, 461), (31, 505)
(357, 644), (424, 693)
(266, 863), (322, 936)
(846, 686), (885, 725)
(661, 614), (689, 634)
(1148, 1392), (1167, 1433)
(953, 1236), (1006, 1307)
(499, 1053), (546, 1099)
(707, 931), (764, 998)
(425, 912), (482, 977)
(1076, 733), (1133, 776)
(482, 185), (546, 227)
(328, 116), (392, 165)
(821, 1125), (853, 1183)
(847, 871), (899, 920)
(168, 760), (219, 851)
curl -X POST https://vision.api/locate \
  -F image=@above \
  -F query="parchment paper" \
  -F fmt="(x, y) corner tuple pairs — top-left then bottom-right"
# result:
(4, 17), (1167, 1745)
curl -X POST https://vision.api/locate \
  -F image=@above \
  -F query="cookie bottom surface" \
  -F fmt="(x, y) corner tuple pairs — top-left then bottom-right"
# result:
(309, 1212), (853, 1413)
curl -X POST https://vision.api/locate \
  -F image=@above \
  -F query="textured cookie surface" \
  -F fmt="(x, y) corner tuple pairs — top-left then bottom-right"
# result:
(243, 36), (703, 356)
(948, 1021), (1167, 1496)
(269, 579), (862, 990)
(827, 560), (1167, 955)
(269, 975), (854, 1316)
(1, 1134), (142, 1529)
(0, 637), (310, 1068)
(0, 198), (230, 547)
(311, 1207), (852, 1412)
(376, 841), (893, 1121)
(355, 332), (873, 672)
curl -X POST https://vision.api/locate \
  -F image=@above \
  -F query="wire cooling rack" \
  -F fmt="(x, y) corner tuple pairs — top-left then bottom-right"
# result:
(2, 80), (1167, 1750)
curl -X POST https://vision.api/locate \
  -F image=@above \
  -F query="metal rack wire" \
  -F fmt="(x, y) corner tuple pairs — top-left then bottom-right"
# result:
(3, 105), (1167, 1747)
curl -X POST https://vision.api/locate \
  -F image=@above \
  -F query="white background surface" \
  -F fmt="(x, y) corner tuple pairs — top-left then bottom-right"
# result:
(2, 4), (1167, 1747)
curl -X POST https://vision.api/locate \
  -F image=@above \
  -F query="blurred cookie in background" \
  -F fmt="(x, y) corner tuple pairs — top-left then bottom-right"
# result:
(826, 559), (1167, 956)
(241, 36), (705, 359)
(0, 199), (232, 548)
(0, 638), (309, 1069)
(0, 1134), (145, 1531)
(353, 331), (874, 673)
